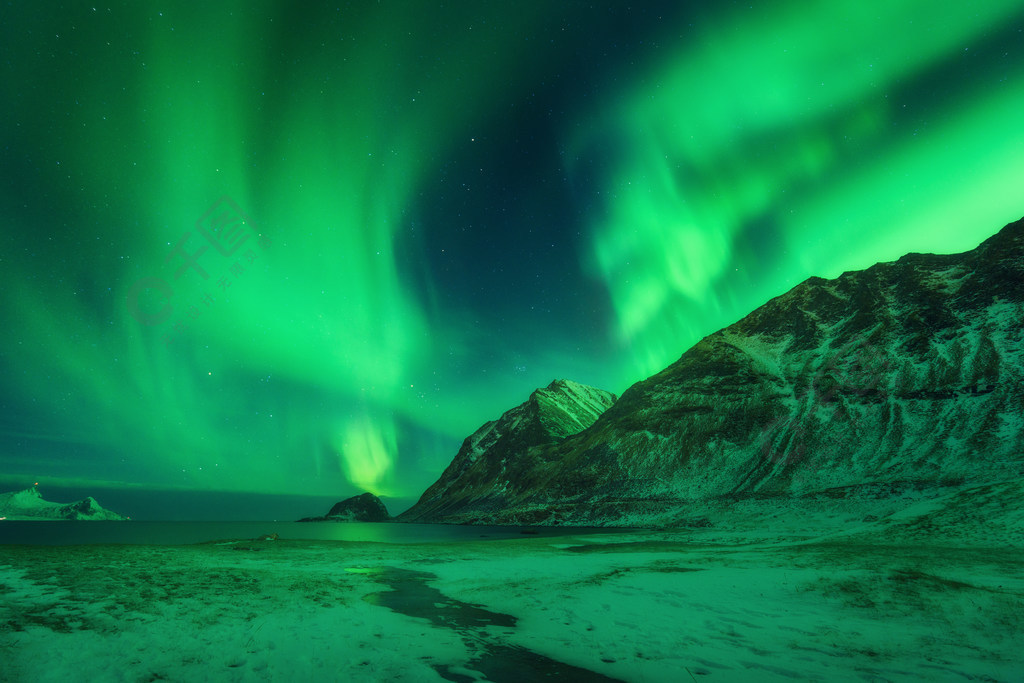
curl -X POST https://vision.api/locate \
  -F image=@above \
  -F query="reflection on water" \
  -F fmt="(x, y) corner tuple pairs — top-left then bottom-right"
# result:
(0, 521), (628, 546)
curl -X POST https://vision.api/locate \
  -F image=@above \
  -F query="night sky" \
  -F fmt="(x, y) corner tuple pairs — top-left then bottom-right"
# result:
(2, 2), (1023, 520)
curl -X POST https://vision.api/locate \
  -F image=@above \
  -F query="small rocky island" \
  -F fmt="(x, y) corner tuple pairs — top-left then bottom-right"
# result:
(297, 492), (391, 522)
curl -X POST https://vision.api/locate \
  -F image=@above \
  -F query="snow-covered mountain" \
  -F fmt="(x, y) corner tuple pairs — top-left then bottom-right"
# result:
(399, 379), (617, 522)
(0, 486), (128, 521)
(405, 217), (1024, 526)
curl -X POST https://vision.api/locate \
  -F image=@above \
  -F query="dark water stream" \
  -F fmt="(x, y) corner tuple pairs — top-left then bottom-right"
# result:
(365, 567), (625, 682)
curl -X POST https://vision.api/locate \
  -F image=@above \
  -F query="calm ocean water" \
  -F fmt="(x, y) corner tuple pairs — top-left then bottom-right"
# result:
(0, 521), (622, 546)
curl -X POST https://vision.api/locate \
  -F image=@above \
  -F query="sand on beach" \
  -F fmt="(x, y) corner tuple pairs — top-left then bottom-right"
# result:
(2, 523), (1023, 683)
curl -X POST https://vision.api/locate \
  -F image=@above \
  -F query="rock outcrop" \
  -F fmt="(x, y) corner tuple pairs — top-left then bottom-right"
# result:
(298, 492), (391, 522)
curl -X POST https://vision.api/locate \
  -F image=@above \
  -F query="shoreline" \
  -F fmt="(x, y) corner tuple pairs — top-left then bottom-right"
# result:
(2, 530), (1022, 682)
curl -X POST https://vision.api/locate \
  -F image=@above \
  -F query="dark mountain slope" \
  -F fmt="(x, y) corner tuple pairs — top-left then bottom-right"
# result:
(408, 218), (1024, 526)
(399, 380), (616, 522)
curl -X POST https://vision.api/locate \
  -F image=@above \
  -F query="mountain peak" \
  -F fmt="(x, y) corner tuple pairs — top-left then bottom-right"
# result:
(398, 380), (616, 522)
(529, 379), (619, 439)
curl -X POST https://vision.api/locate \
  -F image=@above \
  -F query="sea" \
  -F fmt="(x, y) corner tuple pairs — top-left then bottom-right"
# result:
(0, 521), (625, 546)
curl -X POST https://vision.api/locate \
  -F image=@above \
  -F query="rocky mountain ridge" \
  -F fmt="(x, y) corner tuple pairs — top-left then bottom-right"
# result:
(402, 217), (1024, 527)
(399, 379), (616, 522)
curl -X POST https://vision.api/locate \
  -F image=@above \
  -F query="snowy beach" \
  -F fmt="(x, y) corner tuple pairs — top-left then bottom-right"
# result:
(2, 526), (1022, 682)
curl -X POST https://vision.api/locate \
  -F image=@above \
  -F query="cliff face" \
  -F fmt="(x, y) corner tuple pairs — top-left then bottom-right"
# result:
(405, 218), (1024, 526)
(398, 379), (616, 523)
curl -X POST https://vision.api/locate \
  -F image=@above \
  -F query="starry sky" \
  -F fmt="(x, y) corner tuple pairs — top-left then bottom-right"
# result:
(2, 1), (1023, 520)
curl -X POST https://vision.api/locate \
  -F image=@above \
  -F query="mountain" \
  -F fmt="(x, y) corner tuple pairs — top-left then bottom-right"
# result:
(399, 379), (617, 523)
(297, 492), (391, 522)
(403, 217), (1024, 527)
(0, 487), (129, 521)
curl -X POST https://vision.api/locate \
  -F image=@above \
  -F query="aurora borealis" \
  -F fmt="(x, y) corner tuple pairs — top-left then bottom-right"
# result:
(2, 2), (1023, 519)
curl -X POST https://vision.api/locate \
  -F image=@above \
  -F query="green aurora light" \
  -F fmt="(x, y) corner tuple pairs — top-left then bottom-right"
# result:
(1, 2), (1022, 516)
(571, 0), (1024, 377)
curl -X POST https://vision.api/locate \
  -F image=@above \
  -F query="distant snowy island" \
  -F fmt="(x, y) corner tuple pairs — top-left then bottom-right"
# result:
(0, 486), (128, 521)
